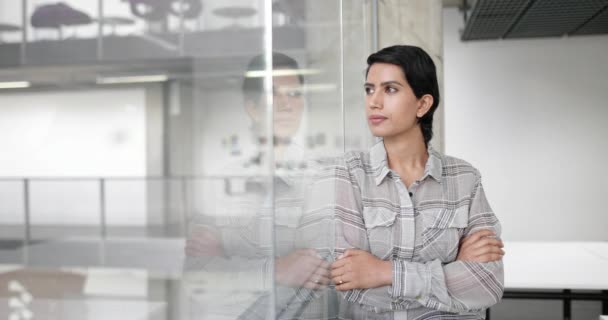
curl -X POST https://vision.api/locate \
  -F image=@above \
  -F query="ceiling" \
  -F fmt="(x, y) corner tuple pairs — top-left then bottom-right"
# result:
(460, 0), (608, 41)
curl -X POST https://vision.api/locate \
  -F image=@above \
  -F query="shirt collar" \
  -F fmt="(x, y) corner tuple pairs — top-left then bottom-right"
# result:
(370, 139), (443, 186)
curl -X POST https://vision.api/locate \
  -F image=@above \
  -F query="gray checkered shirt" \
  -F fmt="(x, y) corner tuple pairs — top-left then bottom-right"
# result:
(300, 139), (504, 319)
(185, 139), (503, 319)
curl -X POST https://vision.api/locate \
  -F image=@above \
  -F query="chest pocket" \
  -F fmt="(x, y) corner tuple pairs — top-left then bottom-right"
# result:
(275, 206), (302, 228)
(418, 206), (469, 263)
(362, 207), (397, 259)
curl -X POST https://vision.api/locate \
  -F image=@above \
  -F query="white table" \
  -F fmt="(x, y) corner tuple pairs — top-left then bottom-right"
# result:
(495, 241), (608, 320)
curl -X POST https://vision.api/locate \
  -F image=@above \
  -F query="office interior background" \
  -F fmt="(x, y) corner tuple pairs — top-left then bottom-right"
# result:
(0, 0), (607, 319)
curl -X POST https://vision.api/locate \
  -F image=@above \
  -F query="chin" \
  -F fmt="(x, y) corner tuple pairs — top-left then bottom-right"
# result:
(369, 128), (390, 138)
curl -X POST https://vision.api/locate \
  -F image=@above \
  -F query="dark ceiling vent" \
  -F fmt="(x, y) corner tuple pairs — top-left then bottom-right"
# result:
(461, 0), (608, 41)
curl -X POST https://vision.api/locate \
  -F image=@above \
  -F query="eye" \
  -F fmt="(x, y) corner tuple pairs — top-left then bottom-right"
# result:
(364, 87), (374, 95)
(286, 89), (302, 98)
(385, 86), (397, 94)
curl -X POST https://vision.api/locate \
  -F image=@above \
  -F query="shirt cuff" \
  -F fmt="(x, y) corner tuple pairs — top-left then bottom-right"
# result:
(389, 259), (432, 300)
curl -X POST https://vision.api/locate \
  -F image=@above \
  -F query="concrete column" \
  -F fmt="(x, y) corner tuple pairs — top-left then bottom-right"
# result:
(377, 0), (445, 152)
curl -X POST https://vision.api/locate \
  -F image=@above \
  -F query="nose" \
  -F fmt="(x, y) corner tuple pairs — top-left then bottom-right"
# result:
(274, 92), (291, 111)
(368, 90), (383, 109)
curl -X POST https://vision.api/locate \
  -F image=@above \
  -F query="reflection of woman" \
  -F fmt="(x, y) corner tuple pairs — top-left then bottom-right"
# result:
(241, 52), (307, 170)
(329, 45), (504, 319)
(184, 52), (332, 320)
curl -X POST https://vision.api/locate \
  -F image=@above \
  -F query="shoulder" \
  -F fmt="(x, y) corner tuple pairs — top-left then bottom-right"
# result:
(343, 150), (372, 171)
(439, 153), (482, 182)
(306, 151), (372, 184)
(307, 150), (371, 173)
(441, 155), (481, 189)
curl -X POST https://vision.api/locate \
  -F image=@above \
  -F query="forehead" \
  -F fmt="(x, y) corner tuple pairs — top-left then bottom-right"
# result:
(366, 63), (405, 82)
(273, 74), (301, 87)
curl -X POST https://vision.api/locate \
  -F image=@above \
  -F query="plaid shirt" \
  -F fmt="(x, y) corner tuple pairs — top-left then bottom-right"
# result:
(185, 140), (503, 319)
(300, 139), (504, 319)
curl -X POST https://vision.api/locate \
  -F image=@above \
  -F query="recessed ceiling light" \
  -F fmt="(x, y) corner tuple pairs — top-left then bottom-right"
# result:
(97, 75), (169, 84)
(0, 81), (31, 89)
(245, 69), (322, 78)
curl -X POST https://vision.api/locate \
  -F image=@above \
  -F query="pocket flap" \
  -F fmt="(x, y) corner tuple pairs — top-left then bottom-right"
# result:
(275, 206), (302, 228)
(363, 207), (397, 229)
(423, 206), (469, 229)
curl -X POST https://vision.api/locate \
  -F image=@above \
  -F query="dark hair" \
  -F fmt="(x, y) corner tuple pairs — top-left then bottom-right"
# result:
(366, 45), (440, 147)
(242, 52), (303, 102)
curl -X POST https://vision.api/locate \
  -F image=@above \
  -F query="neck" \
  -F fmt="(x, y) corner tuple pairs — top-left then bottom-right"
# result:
(383, 127), (428, 172)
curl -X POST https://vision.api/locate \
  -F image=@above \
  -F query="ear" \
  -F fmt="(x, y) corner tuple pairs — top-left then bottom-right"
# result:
(245, 100), (261, 123)
(416, 94), (434, 118)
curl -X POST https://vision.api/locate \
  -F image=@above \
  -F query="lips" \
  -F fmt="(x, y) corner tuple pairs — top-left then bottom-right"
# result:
(368, 115), (387, 125)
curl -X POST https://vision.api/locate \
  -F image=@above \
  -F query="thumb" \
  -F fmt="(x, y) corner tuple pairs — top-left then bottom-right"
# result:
(338, 248), (361, 259)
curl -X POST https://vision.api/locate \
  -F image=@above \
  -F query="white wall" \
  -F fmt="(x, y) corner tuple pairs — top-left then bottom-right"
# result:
(0, 89), (146, 177)
(443, 8), (608, 241)
(0, 88), (147, 226)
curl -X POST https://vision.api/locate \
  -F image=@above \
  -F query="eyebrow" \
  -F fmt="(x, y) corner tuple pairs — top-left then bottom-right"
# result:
(364, 81), (404, 87)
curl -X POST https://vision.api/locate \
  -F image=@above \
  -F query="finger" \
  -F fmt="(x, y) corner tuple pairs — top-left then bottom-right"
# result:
(331, 273), (347, 285)
(472, 245), (504, 257)
(331, 274), (339, 284)
(467, 249), (504, 263)
(469, 238), (503, 251)
(305, 271), (328, 286)
(300, 255), (323, 268)
(330, 266), (346, 278)
(311, 257), (330, 269)
(338, 249), (361, 259)
(315, 266), (331, 278)
(337, 250), (349, 260)
(460, 230), (496, 249)
(320, 274), (331, 284)
(331, 258), (348, 270)
(340, 272), (351, 283)
(314, 272), (331, 285)
(476, 253), (504, 263)
(335, 281), (355, 291)
(304, 280), (323, 290)
(310, 274), (331, 286)
(462, 229), (496, 246)
(318, 260), (331, 269)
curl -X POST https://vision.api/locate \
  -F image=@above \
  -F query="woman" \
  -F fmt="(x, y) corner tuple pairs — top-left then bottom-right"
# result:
(184, 52), (332, 320)
(329, 45), (504, 319)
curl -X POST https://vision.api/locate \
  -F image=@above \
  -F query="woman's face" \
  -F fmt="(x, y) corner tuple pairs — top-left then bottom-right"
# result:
(272, 74), (304, 138)
(248, 74), (304, 139)
(364, 62), (425, 140)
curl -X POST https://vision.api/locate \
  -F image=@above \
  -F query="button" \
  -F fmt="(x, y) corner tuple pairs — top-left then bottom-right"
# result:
(408, 192), (413, 197)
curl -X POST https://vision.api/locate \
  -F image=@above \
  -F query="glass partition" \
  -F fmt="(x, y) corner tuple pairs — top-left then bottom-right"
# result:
(0, 0), (375, 318)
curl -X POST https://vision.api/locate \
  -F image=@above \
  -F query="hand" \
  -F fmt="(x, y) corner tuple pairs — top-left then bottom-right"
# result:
(457, 229), (504, 263)
(275, 249), (331, 290)
(185, 224), (224, 257)
(330, 249), (391, 291)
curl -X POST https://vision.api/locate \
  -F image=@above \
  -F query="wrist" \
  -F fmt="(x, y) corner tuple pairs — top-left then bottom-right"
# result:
(380, 260), (393, 286)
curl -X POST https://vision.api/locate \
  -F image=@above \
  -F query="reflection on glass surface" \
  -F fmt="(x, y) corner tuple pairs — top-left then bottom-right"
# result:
(28, 0), (97, 41)
(0, 0), (373, 318)
(0, 4), (23, 45)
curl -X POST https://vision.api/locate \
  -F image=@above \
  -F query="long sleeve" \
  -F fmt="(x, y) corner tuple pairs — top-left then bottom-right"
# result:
(389, 175), (503, 312)
(346, 173), (504, 314)
(297, 157), (369, 258)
